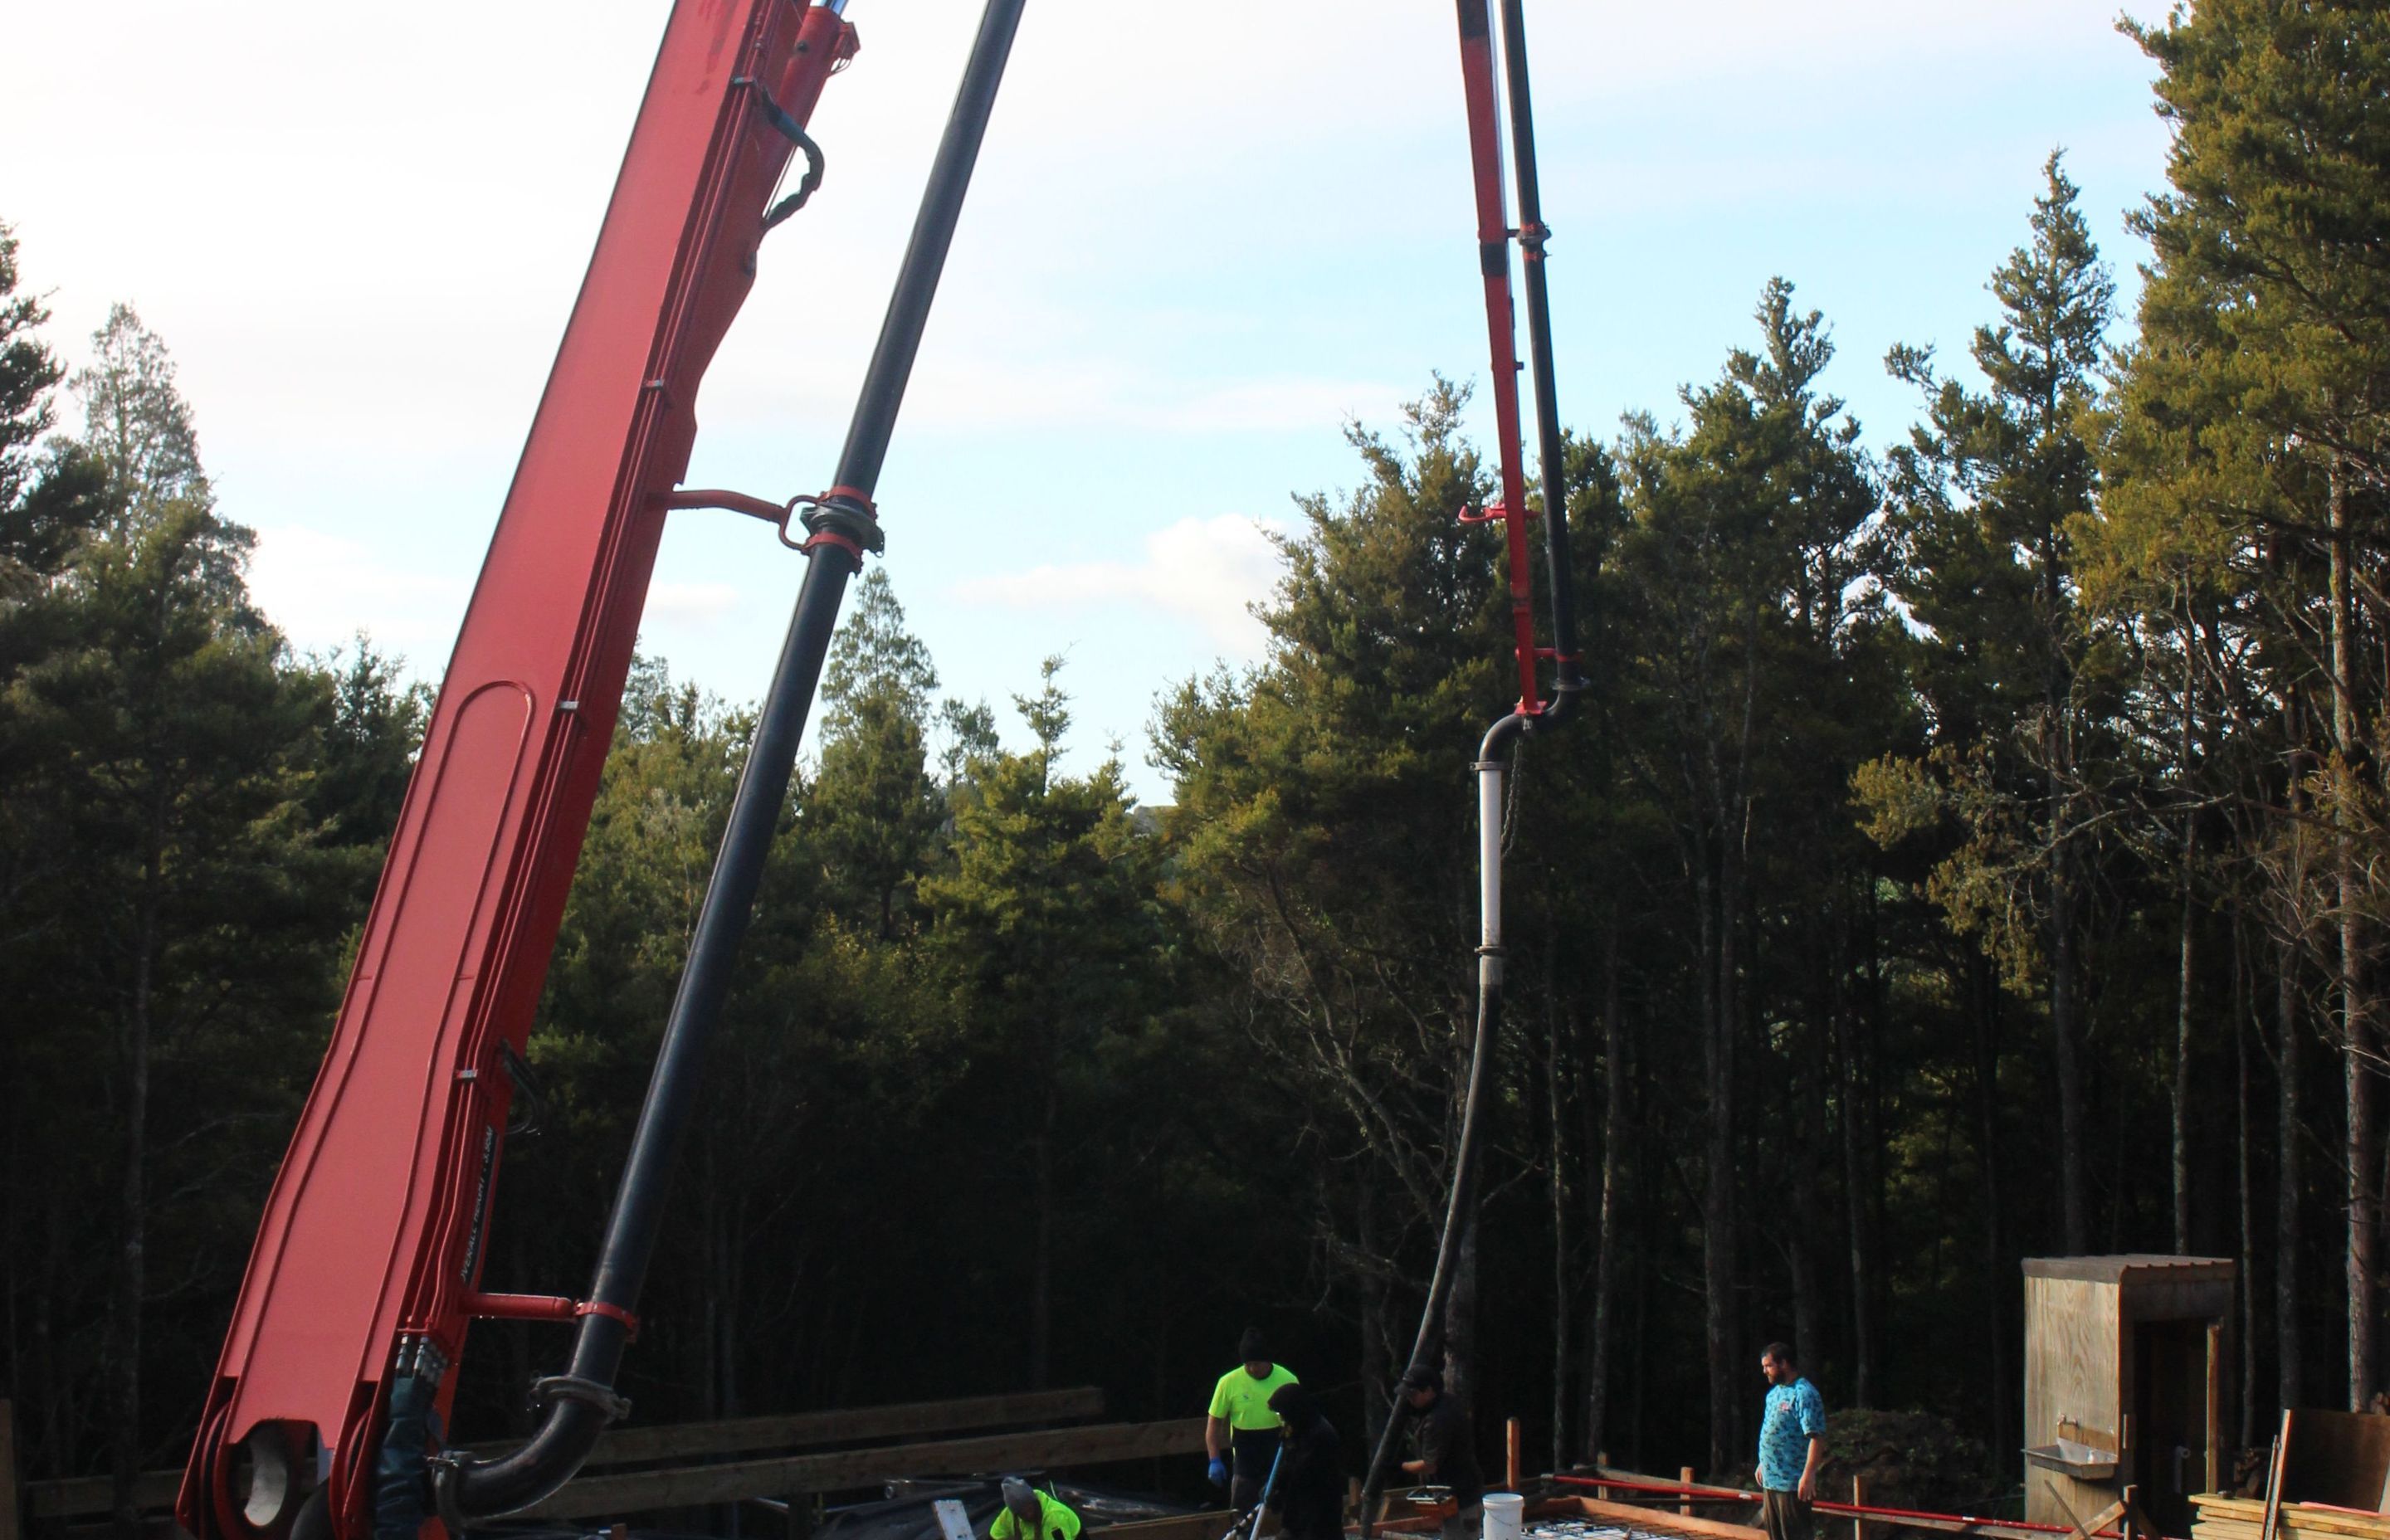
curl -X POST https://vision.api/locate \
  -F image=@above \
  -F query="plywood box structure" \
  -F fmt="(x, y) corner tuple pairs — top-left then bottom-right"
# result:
(2022, 1255), (2235, 1538)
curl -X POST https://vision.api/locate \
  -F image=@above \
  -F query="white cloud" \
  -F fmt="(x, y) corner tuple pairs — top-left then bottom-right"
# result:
(246, 525), (471, 661)
(646, 581), (741, 635)
(951, 514), (1285, 657)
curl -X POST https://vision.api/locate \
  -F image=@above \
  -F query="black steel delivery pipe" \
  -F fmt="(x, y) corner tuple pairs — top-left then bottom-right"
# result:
(432, 0), (1029, 1519)
(1496, 0), (1588, 704)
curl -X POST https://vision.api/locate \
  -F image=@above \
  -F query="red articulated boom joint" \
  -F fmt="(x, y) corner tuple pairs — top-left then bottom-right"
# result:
(176, 5), (857, 1540)
(1450, 0), (1573, 721)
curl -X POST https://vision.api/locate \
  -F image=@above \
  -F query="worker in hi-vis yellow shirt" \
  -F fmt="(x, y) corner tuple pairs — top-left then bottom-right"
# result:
(1206, 1328), (1298, 1513)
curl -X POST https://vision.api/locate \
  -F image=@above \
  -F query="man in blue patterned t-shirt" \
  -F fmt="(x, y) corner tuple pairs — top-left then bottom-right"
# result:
(1756, 1343), (1827, 1540)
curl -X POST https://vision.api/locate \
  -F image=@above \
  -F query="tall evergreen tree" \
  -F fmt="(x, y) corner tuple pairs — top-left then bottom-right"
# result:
(923, 658), (1164, 1389)
(1611, 279), (1882, 1469)
(2105, 0), (2390, 1408)
(812, 569), (945, 938)
(1862, 155), (2118, 1256)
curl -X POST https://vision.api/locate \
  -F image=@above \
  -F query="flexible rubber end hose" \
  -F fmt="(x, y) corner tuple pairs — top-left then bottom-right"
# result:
(1358, 724), (1519, 1535)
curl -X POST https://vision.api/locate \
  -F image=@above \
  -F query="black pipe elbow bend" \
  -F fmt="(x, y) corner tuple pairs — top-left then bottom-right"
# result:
(429, 1392), (614, 1528)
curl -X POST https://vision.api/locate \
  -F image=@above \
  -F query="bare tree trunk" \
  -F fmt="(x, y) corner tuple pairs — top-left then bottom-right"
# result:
(2332, 461), (2378, 1410)
(2175, 853), (2198, 1255)
(2051, 867), (2089, 1254)
(1974, 958), (2012, 1471)
(1789, 1031), (1825, 1378)
(1444, 1207), (1480, 1413)
(1700, 851), (1740, 1477)
(2176, 612), (2202, 1255)
(34, 1182), (69, 1474)
(1838, 917), (1878, 1409)
(1548, 979), (1573, 1471)
(2280, 939), (2304, 1411)
(1585, 931), (1626, 1466)
(1030, 1073), (1056, 1391)
(2237, 922), (2259, 1446)
(110, 833), (159, 1540)
(2034, 480), (2090, 1258)
(1360, 1175), (1391, 1457)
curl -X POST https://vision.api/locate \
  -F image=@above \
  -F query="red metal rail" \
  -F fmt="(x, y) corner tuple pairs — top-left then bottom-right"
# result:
(176, 5), (858, 1538)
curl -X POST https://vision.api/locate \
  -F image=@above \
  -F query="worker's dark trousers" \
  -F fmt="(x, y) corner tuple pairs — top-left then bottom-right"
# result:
(1761, 1492), (1813, 1540)
(1231, 1429), (1278, 1511)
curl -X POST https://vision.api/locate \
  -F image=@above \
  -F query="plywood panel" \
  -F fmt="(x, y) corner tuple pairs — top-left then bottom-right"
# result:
(2025, 1275), (2123, 1527)
(2123, 1278), (2237, 1325)
(2281, 1411), (2390, 1511)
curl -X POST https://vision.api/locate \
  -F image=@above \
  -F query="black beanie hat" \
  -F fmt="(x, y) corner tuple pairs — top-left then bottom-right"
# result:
(1238, 1328), (1268, 1363)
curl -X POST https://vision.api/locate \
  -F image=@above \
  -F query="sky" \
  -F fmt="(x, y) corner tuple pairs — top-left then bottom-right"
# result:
(4, 0), (2171, 803)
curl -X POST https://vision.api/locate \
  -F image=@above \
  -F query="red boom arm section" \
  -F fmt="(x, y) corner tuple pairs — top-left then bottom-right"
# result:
(177, 6), (858, 1537)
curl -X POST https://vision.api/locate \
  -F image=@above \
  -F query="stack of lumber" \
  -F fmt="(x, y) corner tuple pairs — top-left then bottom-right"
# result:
(2192, 1494), (2390, 1540)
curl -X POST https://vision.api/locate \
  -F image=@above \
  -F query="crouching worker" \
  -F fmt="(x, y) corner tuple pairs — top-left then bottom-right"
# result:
(994, 1479), (1081, 1540)
(1266, 1383), (1343, 1540)
(1397, 1367), (1482, 1540)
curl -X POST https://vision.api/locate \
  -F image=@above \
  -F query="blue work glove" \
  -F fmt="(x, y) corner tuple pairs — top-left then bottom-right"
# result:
(1207, 1457), (1229, 1489)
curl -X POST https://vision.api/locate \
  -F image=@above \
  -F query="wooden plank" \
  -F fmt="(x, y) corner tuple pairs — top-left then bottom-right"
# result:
(2280, 1411), (2390, 1512)
(2066, 1499), (2129, 1540)
(1556, 1494), (1766, 1540)
(1832, 1510), (2103, 1540)
(2207, 1324), (2225, 1508)
(1090, 1513), (1235, 1540)
(522, 1417), (1208, 1521)
(465, 1387), (1108, 1469)
(2191, 1495), (2390, 1539)
(2262, 1414), (2295, 1540)
(24, 1469), (184, 1521)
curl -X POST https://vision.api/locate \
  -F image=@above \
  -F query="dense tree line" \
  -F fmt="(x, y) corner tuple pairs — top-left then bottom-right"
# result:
(6, 2), (2390, 1528)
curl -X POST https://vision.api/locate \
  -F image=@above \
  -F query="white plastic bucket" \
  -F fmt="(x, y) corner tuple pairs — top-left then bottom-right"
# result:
(1484, 1491), (1525, 1540)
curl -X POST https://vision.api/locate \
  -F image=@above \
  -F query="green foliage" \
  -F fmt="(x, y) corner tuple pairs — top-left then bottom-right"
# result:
(0, 222), (61, 519)
(812, 570), (946, 937)
(1820, 1409), (1997, 1515)
(0, 284), (423, 1487)
(1157, 378), (1502, 1226)
(1861, 156), (2124, 995)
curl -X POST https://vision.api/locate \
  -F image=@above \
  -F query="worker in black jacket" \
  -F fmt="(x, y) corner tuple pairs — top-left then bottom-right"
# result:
(1398, 1366), (1483, 1540)
(1264, 1382), (1343, 1540)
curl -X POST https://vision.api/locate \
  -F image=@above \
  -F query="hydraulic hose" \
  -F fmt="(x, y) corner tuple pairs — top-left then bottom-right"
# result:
(431, 0), (1029, 1521)
(1358, 0), (1585, 1528)
(1356, 717), (1521, 1533)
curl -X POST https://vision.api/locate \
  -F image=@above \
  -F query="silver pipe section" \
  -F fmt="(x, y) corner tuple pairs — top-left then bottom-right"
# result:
(1478, 757), (1505, 965)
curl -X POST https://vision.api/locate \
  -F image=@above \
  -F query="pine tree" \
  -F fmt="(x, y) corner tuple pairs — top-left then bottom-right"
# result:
(810, 569), (944, 938)
(1611, 278), (1882, 1470)
(923, 657), (1163, 1389)
(0, 222), (61, 522)
(0, 302), (349, 1523)
(1861, 155), (2118, 1256)
(2105, 0), (2390, 1407)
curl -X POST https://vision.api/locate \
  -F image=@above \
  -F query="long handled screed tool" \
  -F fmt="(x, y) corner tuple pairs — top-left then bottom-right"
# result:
(1225, 1445), (1285, 1540)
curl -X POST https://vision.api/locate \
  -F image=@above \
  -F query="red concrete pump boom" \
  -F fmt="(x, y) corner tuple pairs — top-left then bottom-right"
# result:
(177, 3), (860, 1537)
(177, 2), (1583, 1538)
